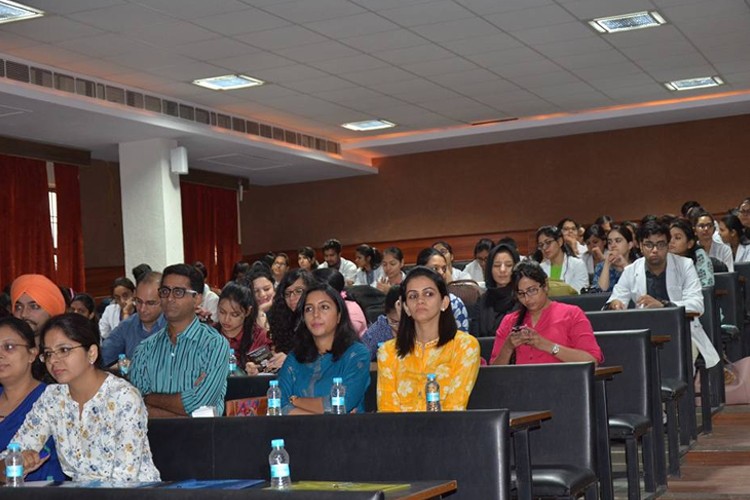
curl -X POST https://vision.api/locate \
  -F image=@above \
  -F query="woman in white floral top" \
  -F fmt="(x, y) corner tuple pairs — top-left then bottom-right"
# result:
(1, 313), (160, 483)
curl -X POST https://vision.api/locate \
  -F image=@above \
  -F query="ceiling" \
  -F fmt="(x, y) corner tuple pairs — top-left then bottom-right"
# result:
(1, 0), (750, 184)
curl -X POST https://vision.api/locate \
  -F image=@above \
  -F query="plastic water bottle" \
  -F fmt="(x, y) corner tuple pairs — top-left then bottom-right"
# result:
(267, 380), (282, 416)
(228, 349), (239, 376)
(330, 377), (346, 414)
(426, 373), (441, 412)
(269, 439), (291, 489)
(117, 353), (131, 376)
(5, 442), (24, 487)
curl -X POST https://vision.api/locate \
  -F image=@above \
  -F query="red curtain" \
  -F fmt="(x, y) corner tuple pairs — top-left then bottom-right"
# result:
(54, 163), (86, 292)
(181, 182), (241, 287)
(0, 155), (55, 287)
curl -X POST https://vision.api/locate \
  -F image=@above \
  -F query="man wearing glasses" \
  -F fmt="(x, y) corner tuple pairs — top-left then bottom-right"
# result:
(101, 271), (166, 367)
(606, 220), (719, 368)
(130, 264), (229, 417)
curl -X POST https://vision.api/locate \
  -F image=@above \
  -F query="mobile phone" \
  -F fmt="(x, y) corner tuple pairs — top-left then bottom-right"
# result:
(39, 447), (50, 460)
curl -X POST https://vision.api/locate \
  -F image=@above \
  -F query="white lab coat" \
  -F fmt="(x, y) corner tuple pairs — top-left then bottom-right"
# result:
(318, 257), (358, 284)
(607, 253), (720, 368)
(540, 255), (590, 293)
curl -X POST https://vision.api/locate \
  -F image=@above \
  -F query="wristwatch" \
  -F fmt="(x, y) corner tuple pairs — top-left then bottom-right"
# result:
(551, 344), (561, 356)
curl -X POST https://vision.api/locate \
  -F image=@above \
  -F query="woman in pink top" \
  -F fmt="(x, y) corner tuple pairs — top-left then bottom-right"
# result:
(490, 261), (603, 366)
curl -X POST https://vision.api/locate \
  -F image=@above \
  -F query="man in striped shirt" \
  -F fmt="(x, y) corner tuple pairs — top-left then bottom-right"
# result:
(130, 264), (229, 417)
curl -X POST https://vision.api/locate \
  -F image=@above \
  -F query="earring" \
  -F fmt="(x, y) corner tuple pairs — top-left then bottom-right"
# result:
(440, 307), (446, 312)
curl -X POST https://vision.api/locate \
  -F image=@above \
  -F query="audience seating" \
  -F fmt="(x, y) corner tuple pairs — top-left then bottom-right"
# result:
(467, 363), (599, 500)
(732, 262), (750, 356)
(552, 293), (612, 312)
(714, 272), (743, 361)
(699, 286), (722, 418)
(345, 285), (385, 325)
(0, 488), (384, 500)
(448, 279), (482, 335)
(149, 410), (512, 500)
(594, 330), (658, 499)
(478, 336), (495, 363)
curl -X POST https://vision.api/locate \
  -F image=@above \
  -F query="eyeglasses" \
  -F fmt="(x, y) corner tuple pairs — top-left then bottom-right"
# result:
(739, 208), (750, 216)
(386, 317), (400, 329)
(284, 287), (305, 299)
(0, 343), (30, 354)
(695, 223), (714, 231)
(158, 286), (198, 299)
(40, 345), (85, 363)
(135, 298), (160, 308)
(537, 239), (557, 250)
(641, 241), (668, 251)
(516, 286), (543, 299)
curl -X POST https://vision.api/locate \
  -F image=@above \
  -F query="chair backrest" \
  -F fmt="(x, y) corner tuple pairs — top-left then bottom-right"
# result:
(149, 411), (511, 500)
(477, 336), (495, 363)
(467, 363), (597, 473)
(345, 285), (386, 325)
(735, 262), (750, 317)
(447, 280), (482, 308)
(586, 308), (691, 385)
(714, 272), (742, 329)
(699, 286), (721, 349)
(594, 330), (654, 417)
(552, 292), (611, 311)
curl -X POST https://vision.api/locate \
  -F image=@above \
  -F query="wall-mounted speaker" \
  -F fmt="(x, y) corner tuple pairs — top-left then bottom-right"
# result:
(170, 146), (188, 175)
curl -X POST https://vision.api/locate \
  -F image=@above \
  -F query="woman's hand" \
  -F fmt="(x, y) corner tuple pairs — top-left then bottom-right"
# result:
(564, 235), (580, 256)
(21, 449), (49, 476)
(266, 351), (287, 372)
(375, 277), (390, 293)
(590, 246), (605, 263)
(517, 327), (554, 353)
(244, 362), (260, 375)
(606, 250), (627, 269)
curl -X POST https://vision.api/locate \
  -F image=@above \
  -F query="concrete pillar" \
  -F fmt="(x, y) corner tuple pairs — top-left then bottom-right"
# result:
(118, 138), (184, 279)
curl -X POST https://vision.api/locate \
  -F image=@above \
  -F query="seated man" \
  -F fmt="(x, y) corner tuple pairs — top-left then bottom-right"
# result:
(607, 221), (719, 367)
(101, 271), (166, 367)
(130, 264), (229, 417)
(318, 238), (358, 286)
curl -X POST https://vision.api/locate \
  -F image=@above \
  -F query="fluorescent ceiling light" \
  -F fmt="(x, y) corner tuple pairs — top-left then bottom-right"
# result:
(0, 0), (43, 24)
(192, 74), (264, 91)
(341, 119), (396, 131)
(665, 76), (724, 91)
(589, 11), (666, 33)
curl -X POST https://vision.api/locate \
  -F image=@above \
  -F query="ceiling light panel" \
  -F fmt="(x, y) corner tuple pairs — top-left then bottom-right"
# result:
(192, 74), (264, 90)
(341, 119), (396, 131)
(664, 76), (724, 91)
(589, 11), (666, 34)
(0, 0), (43, 24)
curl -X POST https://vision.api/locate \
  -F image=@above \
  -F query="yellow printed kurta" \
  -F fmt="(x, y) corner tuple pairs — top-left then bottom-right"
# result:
(376, 330), (480, 412)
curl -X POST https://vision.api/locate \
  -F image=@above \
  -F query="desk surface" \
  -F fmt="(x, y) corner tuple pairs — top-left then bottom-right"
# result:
(510, 410), (552, 428)
(594, 365), (623, 379)
(651, 335), (671, 346)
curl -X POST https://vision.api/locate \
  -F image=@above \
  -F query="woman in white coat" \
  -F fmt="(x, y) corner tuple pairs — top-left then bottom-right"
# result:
(534, 225), (589, 293)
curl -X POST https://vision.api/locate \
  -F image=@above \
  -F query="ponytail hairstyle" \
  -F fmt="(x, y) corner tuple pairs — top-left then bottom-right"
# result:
(355, 244), (382, 270)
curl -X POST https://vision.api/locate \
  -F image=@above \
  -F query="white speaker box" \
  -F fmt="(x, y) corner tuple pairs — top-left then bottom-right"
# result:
(170, 146), (188, 175)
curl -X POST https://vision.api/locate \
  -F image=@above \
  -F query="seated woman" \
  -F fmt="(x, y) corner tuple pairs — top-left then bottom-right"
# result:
(353, 244), (385, 286)
(719, 213), (750, 263)
(3, 313), (160, 482)
(416, 248), (469, 331)
(0, 317), (65, 482)
(738, 197), (750, 235)
(249, 267), (276, 332)
(462, 238), (494, 285)
(375, 247), (406, 293)
(558, 218), (587, 257)
(313, 268), (367, 337)
(271, 253), (290, 287)
(98, 277), (135, 339)
(216, 282), (271, 375)
(297, 246), (319, 272)
(70, 293), (99, 332)
(432, 241), (467, 283)
(267, 269), (317, 370)
(277, 284), (370, 414)
(362, 286), (402, 361)
(692, 209), (734, 272)
(490, 261), (603, 365)
(670, 218), (714, 287)
(593, 224), (637, 292)
(580, 224), (608, 276)
(535, 225), (589, 293)
(477, 243), (520, 337)
(231, 261), (251, 283)
(377, 267), (480, 412)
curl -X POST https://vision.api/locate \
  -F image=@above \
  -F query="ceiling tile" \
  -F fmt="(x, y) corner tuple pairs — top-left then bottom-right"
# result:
(659, 0), (750, 22)
(484, 4), (578, 31)
(62, 58), (134, 78)
(108, 71), (176, 89)
(212, 52), (297, 72)
(130, 0), (250, 20)
(67, 4), (175, 31)
(499, 99), (560, 117)
(646, 64), (719, 82)
(556, 50), (631, 70)
(535, 36), (612, 58)
(282, 75), (357, 93)
(24, 0), (125, 15)
(310, 53), (390, 74)
(560, 0), (656, 20)
(349, 0), (433, 11)
(9, 44), (90, 65)
(439, 33), (524, 56)
(411, 17), (502, 43)
(253, 64), (330, 83)
(171, 38), (258, 60)
(458, 78), (522, 96)
(341, 29), (427, 52)
(501, 59), (564, 78)
(589, 73), (657, 92)
(236, 26), (329, 51)
(375, 44), (456, 65)
(513, 22), (595, 46)
(262, 0), (367, 23)
(428, 68), (501, 87)
(304, 12), (400, 38)
(467, 46), (546, 69)
(147, 62), (230, 81)
(574, 62), (646, 80)
(191, 8), (291, 35)
(604, 25), (687, 49)
(0, 32), (40, 50)
(342, 66), (416, 86)
(1, 16), (105, 43)
(454, 0), (555, 16)
(511, 71), (584, 89)
(58, 33), (154, 58)
(275, 41), (361, 63)
(377, 1), (475, 27)
(129, 22), (220, 47)
(401, 57), (480, 77)
(103, 49), (195, 71)
(531, 81), (599, 98)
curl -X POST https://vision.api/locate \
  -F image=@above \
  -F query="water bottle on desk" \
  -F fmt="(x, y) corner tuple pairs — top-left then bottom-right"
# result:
(228, 349), (239, 376)
(267, 380), (282, 416)
(426, 373), (441, 412)
(5, 442), (24, 487)
(117, 353), (130, 377)
(269, 439), (291, 489)
(330, 377), (346, 414)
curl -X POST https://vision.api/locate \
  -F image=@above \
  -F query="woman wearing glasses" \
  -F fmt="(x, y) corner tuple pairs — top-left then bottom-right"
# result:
(0, 317), (65, 482)
(592, 225), (638, 292)
(377, 267), (480, 412)
(267, 270), (316, 367)
(1, 313), (160, 482)
(490, 261), (602, 365)
(692, 209), (734, 272)
(362, 286), (402, 361)
(534, 225), (589, 293)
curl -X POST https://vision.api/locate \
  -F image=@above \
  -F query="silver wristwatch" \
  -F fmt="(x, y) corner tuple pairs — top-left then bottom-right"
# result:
(551, 344), (560, 356)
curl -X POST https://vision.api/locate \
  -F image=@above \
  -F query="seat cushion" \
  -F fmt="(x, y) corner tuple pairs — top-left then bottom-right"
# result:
(661, 377), (688, 400)
(511, 465), (597, 497)
(608, 413), (651, 439)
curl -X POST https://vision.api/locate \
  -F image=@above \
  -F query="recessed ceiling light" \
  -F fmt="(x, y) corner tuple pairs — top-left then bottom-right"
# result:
(0, 0), (43, 24)
(589, 11), (666, 34)
(192, 74), (264, 91)
(664, 76), (724, 91)
(341, 119), (396, 131)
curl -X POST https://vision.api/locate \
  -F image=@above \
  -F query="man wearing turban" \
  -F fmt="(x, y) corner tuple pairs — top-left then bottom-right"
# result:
(11, 274), (66, 338)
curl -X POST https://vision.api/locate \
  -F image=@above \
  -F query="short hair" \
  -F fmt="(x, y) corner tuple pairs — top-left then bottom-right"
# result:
(111, 277), (135, 294)
(473, 238), (494, 257)
(274, 253), (290, 266)
(292, 283), (358, 363)
(137, 271), (162, 288)
(312, 267), (345, 293)
(485, 243), (521, 290)
(161, 264), (204, 294)
(40, 313), (102, 369)
(131, 263), (152, 284)
(637, 220), (670, 243)
(322, 239), (342, 253)
(681, 201), (701, 217)
(396, 266), (456, 358)
(0, 316), (35, 349)
(193, 261), (208, 279)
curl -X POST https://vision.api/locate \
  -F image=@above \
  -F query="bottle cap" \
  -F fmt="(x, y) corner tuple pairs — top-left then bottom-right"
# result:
(271, 439), (285, 448)
(7, 442), (20, 452)
(230, 349), (236, 354)
(269, 380), (278, 387)
(333, 377), (343, 384)
(427, 373), (436, 380)
(118, 353), (126, 359)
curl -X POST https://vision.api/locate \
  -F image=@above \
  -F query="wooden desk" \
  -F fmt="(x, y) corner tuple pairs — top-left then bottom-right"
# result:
(594, 365), (623, 500)
(509, 410), (552, 500)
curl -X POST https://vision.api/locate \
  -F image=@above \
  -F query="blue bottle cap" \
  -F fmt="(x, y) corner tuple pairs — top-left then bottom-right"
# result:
(7, 442), (20, 452)
(427, 373), (436, 380)
(118, 353), (126, 359)
(271, 439), (285, 448)
(333, 377), (343, 384)
(269, 380), (278, 387)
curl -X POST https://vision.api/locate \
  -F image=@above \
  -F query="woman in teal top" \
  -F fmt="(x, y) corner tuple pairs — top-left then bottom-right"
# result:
(277, 284), (370, 414)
